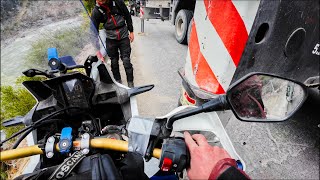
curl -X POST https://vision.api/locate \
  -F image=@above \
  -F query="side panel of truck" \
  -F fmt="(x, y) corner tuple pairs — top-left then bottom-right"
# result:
(181, 0), (260, 102)
(232, 0), (319, 84)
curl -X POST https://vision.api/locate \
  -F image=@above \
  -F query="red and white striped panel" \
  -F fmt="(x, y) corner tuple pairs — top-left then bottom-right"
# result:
(140, 6), (144, 18)
(184, 0), (260, 94)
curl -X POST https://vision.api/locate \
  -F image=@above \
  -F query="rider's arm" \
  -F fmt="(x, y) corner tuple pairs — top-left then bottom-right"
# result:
(184, 132), (250, 180)
(91, 7), (103, 33)
(208, 158), (249, 180)
(90, 7), (105, 50)
(118, 0), (133, 32)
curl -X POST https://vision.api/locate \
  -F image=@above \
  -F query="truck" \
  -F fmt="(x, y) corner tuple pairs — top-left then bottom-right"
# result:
(135, 0), (195, 44)
(136, 0), (318, 102)
(177, 0), (319, 107)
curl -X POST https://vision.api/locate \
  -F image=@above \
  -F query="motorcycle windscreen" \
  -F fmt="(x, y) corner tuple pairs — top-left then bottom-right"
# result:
(3, 1), (108, 71)
(232, 0), (319, 84)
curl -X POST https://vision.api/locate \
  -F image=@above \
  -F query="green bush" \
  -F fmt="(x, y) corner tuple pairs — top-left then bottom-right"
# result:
(1, 76), (45, 138)
(1, 76), (46, 179)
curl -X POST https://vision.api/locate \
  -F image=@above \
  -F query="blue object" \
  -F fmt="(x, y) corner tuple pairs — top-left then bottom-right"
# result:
(150, 175), (177, 180)
(47, 48), (59, 61)
(236, 160), (243, 170)
(60, 56), (77, 66)
(59, 127), (73, 154)
(150, 170), (177, 180)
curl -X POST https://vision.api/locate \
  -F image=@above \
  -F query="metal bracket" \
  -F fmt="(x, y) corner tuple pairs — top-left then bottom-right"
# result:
(45, 136), (55, 158)
(80, 133), (90, 155)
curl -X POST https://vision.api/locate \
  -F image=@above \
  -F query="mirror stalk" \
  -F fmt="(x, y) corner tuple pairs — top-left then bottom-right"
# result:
(166, 95), (229, 129)
(202, 95), (229, 112)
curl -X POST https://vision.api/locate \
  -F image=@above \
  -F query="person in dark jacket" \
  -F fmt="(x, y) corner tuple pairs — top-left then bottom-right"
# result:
(91, 0), (135, 87)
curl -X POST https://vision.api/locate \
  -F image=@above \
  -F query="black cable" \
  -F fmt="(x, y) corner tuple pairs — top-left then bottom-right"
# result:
(1, 107), (81, 145)
(32, 107), (80, 126)
(0, 126), (33, 146)
(11, 112), (100, 148)
(11, 119), (63, 149)
(85, 112), (101, 136)
(12, 128), (34, 149)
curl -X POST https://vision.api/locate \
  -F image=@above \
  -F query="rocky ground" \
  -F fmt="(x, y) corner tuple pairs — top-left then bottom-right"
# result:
(1, 0), (82, 47)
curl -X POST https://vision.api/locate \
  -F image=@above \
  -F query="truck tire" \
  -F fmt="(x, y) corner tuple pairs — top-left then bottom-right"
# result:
(187, 18), (193, 44)
(175, 9), (193, 44)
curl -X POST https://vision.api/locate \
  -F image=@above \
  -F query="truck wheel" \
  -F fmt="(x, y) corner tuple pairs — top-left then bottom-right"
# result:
(175, 9), (193, 44)
(187, 18), (193, 44)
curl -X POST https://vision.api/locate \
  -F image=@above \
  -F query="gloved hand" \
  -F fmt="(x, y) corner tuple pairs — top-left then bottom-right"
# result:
(184, 131), (231, 180)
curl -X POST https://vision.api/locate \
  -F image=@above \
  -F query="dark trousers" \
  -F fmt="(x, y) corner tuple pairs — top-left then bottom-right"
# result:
(106, 37), (134, 82)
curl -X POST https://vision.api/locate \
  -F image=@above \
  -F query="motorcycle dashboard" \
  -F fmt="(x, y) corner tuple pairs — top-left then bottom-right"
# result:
(62, 79), (88, 108)
(43, 72), (95, 108)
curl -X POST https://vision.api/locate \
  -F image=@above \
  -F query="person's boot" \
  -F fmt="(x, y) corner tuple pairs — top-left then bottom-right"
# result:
(128, 81), (134, 88)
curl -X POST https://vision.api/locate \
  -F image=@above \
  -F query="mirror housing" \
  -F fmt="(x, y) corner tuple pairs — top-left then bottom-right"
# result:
(226, 73), (308, 122)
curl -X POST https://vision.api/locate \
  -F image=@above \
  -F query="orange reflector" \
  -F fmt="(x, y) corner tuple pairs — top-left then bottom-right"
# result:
(184, 91), (196, 105)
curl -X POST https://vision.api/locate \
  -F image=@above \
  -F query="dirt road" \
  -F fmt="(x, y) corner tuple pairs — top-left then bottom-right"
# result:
(120, 17), (188, 117)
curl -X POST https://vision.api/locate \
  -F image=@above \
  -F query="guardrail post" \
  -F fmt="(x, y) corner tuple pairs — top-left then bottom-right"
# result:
(141, 18), (145, 33)
(140, 5), (145, 33)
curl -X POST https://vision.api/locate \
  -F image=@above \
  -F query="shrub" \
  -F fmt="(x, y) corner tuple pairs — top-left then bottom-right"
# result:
(1, 76), (45, 138)
(1, 76), (46, 179)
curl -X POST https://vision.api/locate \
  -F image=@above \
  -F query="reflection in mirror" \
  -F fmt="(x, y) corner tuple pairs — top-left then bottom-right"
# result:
(228, 75), (306, 121)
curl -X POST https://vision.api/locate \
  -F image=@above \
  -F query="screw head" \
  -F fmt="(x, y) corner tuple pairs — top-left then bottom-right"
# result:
(47, 152), (54, 158)
(82, 149), (89, 154)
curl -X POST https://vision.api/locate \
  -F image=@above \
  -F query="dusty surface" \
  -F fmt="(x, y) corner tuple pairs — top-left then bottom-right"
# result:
(130, 17), (187, 117)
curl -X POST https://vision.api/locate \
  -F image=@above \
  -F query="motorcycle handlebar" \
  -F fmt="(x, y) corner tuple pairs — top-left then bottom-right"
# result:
(0, 138), (161, 161)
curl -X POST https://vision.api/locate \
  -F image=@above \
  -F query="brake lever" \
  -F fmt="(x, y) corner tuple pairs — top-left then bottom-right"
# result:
(23, 69), (56, 78)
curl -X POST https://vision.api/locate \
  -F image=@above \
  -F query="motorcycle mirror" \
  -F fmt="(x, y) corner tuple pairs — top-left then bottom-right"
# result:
(2, 116), (25, 127)
(226, 73), (308, 122)
(23, 69), (36, 77)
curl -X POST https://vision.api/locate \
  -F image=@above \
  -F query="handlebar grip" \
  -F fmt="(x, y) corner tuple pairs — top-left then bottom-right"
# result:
(89, 138), (161, 158)
(1, 138), (162, 161)
(0, 145), (43, 161)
